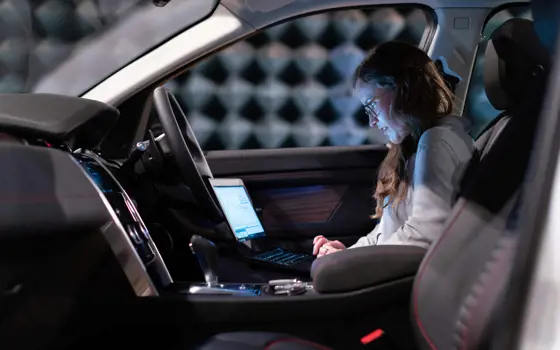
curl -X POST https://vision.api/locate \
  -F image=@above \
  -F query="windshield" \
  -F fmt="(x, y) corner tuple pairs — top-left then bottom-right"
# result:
(1, 0), (217, 96)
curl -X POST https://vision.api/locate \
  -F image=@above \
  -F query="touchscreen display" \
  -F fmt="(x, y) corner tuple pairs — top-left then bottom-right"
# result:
(77, 158), (120, 193)
(212, 185), (265, 242)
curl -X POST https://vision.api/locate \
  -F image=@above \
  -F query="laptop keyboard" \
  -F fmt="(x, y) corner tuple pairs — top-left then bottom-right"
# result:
(253, 248), (313, 266)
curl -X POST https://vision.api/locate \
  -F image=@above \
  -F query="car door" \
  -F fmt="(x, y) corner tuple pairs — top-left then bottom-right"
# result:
(163, 5), (434, 252)
(207, 145), (385, 250)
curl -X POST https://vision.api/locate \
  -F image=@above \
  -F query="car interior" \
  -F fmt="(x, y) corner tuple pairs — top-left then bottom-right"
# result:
(0, 0), (559, 349)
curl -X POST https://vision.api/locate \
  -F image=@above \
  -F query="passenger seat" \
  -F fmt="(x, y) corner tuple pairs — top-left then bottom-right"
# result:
(460, 16), (550, 196)
(475, 11), (544, 157)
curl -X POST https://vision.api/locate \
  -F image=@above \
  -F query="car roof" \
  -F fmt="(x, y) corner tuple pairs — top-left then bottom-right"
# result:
(221, 0), (528, 30)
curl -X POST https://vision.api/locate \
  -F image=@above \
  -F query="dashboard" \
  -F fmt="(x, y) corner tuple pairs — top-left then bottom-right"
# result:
(74, 151), (172, 293)
(0, 94), (174, 296)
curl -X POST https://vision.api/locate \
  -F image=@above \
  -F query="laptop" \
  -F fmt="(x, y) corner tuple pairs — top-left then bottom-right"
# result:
(209, 178), (315, 273)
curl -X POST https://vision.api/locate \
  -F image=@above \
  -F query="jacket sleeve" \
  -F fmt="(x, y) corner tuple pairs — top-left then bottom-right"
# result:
(381, 135), (460, 249)
(349, 223), (381, 248)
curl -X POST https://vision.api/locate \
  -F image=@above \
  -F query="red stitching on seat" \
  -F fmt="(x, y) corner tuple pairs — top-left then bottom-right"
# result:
(413, 200), (469, 350)
(457, 236), (514, 350)
(264, 338), (332, 350)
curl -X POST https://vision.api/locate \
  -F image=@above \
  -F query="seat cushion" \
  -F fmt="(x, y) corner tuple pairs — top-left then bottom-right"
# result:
(197, 332), (331, 350)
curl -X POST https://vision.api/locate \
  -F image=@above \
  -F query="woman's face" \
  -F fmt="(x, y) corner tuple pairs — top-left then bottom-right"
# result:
(355, 79), (411, 144)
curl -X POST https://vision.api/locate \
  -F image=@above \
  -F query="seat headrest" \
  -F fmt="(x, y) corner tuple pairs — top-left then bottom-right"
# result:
(484, 18), (550, 111)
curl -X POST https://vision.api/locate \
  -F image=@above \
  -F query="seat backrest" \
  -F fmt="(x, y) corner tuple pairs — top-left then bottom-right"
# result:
(474, 113), (509, 157)
(457, 7), (552, 198)
(472, 11), (538, 159)
(458, 112), (509, 197)
(412, 18), (551, 350)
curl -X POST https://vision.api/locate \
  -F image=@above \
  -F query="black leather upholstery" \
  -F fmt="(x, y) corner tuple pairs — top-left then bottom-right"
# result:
(198, 18), (551, 350)
(471, 16), (551, 160)
(473, 113), (509, 157)
(476, 16), (549, 149)
(413, 18), (549, 349)
(460, 17), (551, 197)
(311, 245), (426, 294)
(484, 18), (550, 111)
(199, 332), (331, 350)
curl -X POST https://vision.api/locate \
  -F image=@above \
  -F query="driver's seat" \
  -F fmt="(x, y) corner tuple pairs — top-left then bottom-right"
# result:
(197, 17), (551, 350)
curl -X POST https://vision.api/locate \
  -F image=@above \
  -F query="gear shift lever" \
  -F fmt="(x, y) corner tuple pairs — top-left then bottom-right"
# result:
(189, 235), (219, 285)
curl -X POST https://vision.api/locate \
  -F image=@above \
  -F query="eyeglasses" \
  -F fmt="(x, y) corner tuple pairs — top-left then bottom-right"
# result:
(363, 96), (381, 118)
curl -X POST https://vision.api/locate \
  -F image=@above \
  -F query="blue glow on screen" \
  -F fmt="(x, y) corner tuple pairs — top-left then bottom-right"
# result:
(212, 185), (265, 242)
(83, 163), (114, 193)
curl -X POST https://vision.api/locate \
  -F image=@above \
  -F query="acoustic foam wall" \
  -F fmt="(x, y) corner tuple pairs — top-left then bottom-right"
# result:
(0, 1), (529, 149)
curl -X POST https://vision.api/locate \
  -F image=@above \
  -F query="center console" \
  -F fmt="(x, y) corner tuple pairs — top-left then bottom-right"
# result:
(74, 151), (173, 291)
(73, 150), (425, 306)
(186, 234), (313, 296)
(74, 149), (316, 299)
(185, 279), (312, 296)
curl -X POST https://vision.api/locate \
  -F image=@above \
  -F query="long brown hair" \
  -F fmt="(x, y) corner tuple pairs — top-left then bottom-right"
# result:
(353, 41), (455, 218)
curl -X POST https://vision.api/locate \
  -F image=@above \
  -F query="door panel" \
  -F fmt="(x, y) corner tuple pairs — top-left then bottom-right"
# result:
(206, 145), (387, 248)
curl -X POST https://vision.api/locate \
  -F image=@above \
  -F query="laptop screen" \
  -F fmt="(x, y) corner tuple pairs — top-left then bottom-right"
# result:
(212, 184), (266, 242)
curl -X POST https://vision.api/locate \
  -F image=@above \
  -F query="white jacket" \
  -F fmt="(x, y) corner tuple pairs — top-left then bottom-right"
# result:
(350, 116), (475, 249)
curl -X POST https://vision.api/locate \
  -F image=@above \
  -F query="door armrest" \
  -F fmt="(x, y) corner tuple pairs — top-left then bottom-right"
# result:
(311, 245), (426, 293)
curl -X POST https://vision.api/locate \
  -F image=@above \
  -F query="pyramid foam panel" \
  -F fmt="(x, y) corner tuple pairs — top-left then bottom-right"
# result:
(171, 7), (431, 150)
(0, 1), (528, 149)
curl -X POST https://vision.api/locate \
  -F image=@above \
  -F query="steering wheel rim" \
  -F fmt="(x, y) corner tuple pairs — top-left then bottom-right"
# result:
(153, 87), (223, 223)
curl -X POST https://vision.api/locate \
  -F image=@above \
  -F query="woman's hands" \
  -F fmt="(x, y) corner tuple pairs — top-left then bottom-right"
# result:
(313, 235), (346, 257)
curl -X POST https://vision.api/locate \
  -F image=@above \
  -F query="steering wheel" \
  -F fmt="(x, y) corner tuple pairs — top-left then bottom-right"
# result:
(153, 86), (223, 223)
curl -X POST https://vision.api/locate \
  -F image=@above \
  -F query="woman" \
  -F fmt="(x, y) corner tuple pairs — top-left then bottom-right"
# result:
(313, 41), (475, 257)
